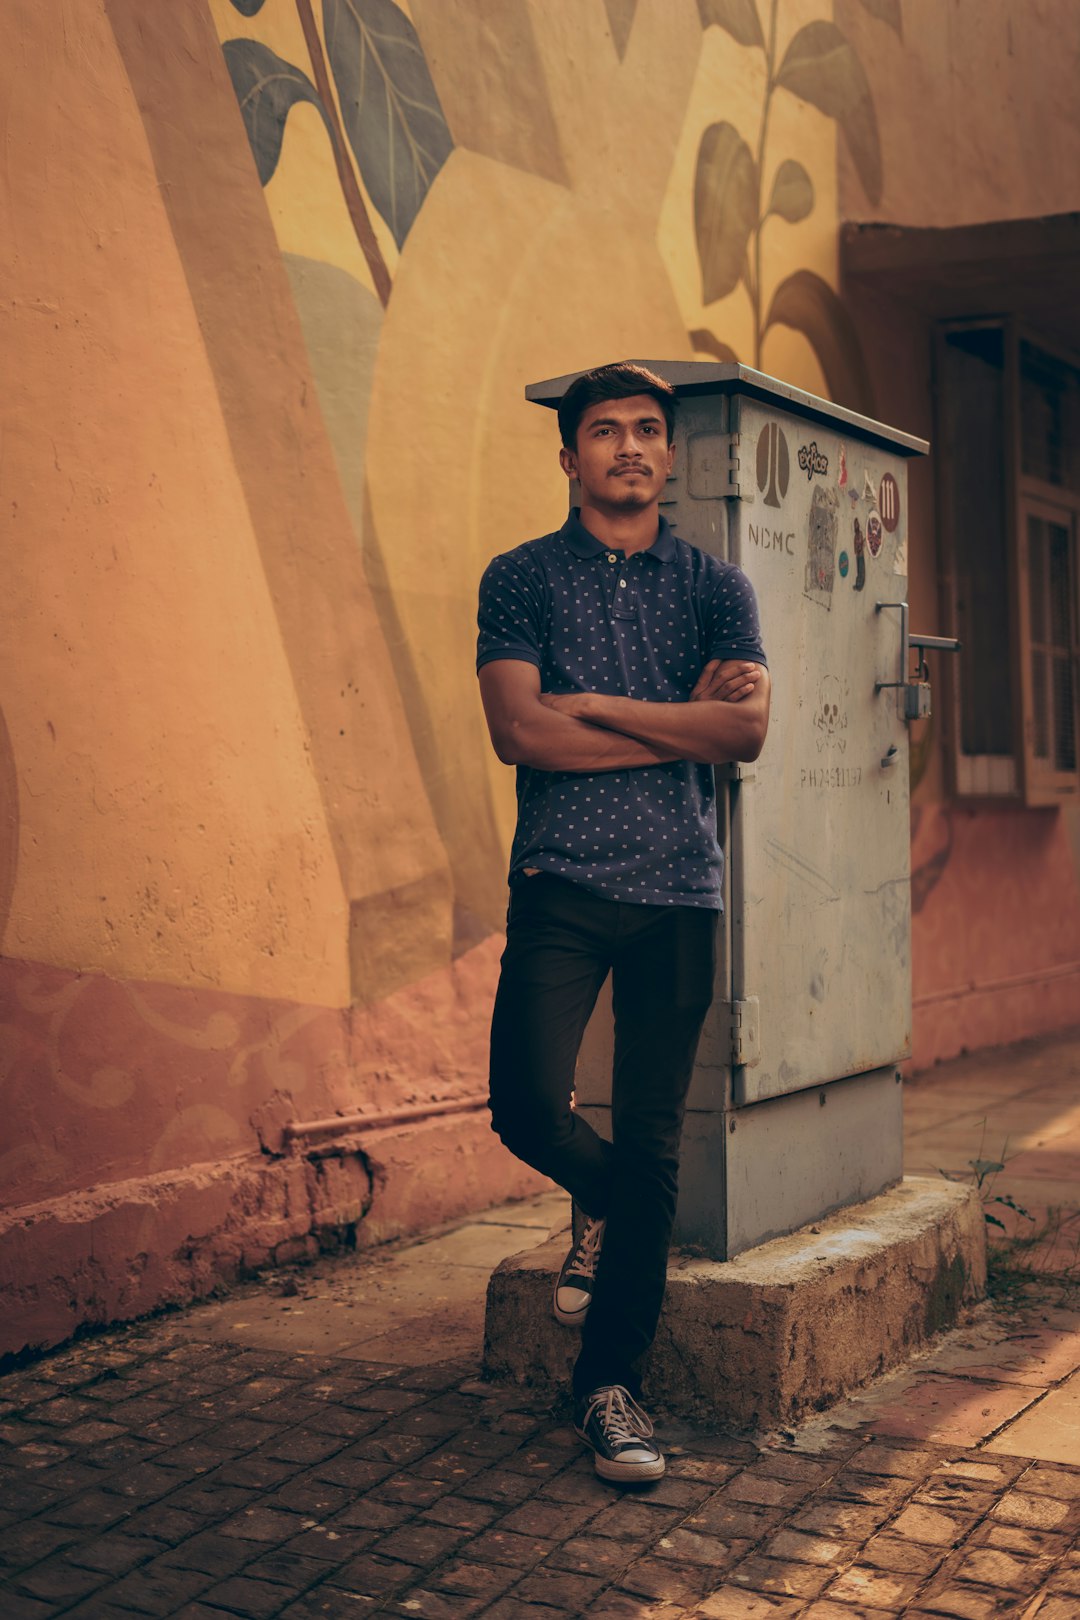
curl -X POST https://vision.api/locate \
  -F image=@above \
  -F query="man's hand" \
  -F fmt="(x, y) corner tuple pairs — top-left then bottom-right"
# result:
(690, 659), (765, 704)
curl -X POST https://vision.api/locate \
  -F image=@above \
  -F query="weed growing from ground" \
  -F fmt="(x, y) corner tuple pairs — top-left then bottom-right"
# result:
(940, 1120), (1080, 1305)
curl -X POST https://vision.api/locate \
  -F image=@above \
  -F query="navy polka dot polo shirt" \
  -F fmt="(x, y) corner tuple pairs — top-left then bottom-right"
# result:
(477, 508), (767, 908)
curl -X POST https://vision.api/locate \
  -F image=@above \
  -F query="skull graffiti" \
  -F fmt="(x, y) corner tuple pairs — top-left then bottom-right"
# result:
(814, 674), (848, 753)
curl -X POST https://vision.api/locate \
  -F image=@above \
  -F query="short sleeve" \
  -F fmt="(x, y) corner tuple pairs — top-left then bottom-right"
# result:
(703, 564), (767, 666)
(476, 551), (546, 673)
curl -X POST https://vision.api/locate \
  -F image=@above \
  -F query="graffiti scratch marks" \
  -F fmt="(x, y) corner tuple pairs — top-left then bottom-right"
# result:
(764, 838), (839, 902)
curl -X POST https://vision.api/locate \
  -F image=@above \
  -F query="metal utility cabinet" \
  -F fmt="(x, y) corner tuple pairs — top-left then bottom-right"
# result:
(526, 363), (932, 1261)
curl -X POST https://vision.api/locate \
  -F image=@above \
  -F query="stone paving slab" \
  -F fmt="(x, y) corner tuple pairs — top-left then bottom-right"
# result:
(984, 1367), (1080, 1465)
(179, 1195), (567, 1365)
(3, 1317), (1080, 1619)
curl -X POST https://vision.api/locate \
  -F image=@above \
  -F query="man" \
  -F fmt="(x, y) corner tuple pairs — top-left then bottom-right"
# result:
(476, 362), (769, 1484)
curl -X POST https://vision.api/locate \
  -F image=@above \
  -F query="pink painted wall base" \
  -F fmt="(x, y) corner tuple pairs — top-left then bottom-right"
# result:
(0, 948), (550, 1361)
(911, 803), (1080, 1070)
(0, 1117), (547, 1363)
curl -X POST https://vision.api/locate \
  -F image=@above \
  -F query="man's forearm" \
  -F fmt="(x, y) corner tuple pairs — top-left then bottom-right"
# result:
(497, 707), (683, 772)
(578, 691), (766, 764)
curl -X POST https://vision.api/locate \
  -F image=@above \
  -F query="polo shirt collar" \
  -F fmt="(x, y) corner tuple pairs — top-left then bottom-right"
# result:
(561, 507), (676, 564)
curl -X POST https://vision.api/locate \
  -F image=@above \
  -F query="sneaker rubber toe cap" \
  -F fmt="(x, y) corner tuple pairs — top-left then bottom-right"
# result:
(594, 1448), (665, 1482)
(553, 1283), (591, 1324)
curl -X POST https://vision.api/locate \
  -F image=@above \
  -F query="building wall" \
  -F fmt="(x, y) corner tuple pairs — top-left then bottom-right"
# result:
(837, 0), (1080, 1066)
(2, 0), (1076, 1355)
(836, 0), (1080, 231)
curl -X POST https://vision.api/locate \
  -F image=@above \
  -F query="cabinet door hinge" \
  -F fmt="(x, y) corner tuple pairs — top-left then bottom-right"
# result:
(687, 430), (742, 500)
(727, 996), (760, 1067)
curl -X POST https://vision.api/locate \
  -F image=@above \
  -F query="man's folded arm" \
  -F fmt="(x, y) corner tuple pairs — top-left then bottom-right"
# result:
(479, 658), (684, 771)
(544, 664), (770, 765)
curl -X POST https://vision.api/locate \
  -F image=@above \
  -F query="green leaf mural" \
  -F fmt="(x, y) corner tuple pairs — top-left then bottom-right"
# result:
(222, 38), (332, 186)
(764, 269), (876, 415)
(766, 158), (813, 223)
(695, 121), (758, 304)
(696, 0), (765, 50)
(857, 0), (903, 39)
(322, 0), (454, 249)
(774, 20), (883, 204)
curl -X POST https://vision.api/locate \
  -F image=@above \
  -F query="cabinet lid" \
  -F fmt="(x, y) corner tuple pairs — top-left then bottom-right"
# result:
(526, 360), (928, 459)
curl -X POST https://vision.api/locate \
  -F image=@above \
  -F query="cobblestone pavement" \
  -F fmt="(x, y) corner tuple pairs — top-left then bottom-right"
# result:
(5, 1030), (1080, 1617)
(3, 1315), (1080, 1620)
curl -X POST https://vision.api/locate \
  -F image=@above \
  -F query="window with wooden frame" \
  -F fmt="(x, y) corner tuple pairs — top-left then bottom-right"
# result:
(935, 320), (1079, 804)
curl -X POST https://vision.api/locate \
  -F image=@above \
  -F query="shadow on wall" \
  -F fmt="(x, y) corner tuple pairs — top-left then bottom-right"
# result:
(910, 801), (953, 914)
(107, 0), (455, 1004)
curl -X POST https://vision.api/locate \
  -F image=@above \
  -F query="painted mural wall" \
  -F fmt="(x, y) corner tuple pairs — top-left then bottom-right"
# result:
(2, 0), (1076, 1354)
(207, 0), (904, 940)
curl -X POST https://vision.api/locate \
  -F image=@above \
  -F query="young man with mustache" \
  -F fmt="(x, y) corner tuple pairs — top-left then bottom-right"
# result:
(477, 362), (770, 1483)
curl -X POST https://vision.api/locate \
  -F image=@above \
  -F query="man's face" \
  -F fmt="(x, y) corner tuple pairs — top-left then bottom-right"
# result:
(559, 394), (675, 511)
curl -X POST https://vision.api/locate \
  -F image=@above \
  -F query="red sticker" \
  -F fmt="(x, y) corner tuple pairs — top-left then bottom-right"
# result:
(879, 472), (900, 532)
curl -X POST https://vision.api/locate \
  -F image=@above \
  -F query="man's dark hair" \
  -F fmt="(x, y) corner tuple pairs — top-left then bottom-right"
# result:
(557, 362), (677, 450)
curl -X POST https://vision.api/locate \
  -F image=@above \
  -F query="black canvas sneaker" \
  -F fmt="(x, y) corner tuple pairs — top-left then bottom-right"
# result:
(553, 1214), (605, 1326)
(574, 1384), (665, 1483)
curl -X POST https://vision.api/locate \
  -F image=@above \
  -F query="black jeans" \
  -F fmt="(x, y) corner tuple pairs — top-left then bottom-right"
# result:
(488, 874), (718, 1400)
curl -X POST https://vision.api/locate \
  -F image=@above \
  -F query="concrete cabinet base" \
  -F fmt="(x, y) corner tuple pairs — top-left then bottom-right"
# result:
(483, 1177), (987, 1429)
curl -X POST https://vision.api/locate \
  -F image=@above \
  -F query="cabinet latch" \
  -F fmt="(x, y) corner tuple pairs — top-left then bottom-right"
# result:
(875, 601), (960, 724)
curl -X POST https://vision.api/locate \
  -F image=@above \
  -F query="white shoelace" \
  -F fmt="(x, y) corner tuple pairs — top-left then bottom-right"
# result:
(564, 1216), (605, 1282)
(581, 1385), (655, 1448)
